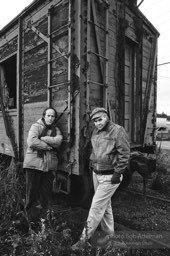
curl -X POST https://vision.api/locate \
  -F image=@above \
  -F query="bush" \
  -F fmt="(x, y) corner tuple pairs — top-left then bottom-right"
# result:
(0, 155), (129, 256)
(151, 149), (170, 192)
(0, 155), (25, 256)
(0, 155), (25, 225)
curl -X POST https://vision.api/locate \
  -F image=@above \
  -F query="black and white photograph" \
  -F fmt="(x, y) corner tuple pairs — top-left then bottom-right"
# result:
(0, 0), (170, 255)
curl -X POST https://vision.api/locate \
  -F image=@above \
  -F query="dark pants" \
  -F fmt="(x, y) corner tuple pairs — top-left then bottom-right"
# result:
(25, 168), (54, 222)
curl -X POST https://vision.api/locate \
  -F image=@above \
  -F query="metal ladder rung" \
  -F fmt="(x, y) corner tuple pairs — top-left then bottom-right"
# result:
(50, 23), (70, 36)
(88, 20), (108, 33)
(87, 80), (108, 87)
(48, 81), (70, 89)
(87, 50), (108, 60)
(48, 52), (70, 63)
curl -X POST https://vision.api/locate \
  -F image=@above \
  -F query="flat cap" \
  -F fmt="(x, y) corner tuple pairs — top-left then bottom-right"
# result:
(90, 107), (108, 120)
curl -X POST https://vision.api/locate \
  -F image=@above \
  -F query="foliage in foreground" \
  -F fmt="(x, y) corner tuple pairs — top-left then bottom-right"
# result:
(151, 146), (170, 192)
(0, 154), (169, 256)
(0, 155), (129, 256)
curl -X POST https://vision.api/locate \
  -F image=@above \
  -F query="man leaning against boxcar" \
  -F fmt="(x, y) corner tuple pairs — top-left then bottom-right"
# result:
(23, 107), (63, 226)
(72, 107), (130, 250)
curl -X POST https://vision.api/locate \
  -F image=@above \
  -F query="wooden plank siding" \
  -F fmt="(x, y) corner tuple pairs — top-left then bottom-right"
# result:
(0, 0), (159, 176)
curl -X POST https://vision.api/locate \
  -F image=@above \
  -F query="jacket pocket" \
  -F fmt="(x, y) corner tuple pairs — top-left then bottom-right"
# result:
(48, 152), (58, 171)
(23, 152), (45, 171)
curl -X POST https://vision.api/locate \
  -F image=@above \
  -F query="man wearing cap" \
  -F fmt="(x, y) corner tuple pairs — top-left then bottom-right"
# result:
(72, 107), (130, 250)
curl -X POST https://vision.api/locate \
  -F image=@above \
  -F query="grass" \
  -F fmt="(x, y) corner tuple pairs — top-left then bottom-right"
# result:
(1, 149), (170, 256)
(0, 154), (129, 256)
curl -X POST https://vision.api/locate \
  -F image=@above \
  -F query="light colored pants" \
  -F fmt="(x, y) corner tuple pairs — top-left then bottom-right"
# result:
(81, 172), (122, 240)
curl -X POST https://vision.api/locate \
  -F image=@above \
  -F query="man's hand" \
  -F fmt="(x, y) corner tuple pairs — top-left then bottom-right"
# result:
(47, 146), (53, 151)
(40, 136), (47, 141)
(111, 172), (121, 184)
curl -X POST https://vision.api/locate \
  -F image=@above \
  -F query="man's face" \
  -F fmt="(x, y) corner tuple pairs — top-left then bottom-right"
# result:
(93, 113), (109, 130)
(44, 109), (56, 125)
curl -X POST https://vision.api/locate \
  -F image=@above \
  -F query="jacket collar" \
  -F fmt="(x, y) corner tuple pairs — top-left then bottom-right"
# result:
(96, 120), (113, 133)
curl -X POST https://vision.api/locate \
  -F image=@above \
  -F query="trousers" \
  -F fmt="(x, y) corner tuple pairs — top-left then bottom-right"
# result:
(25, 168), (54, 222)
(81, 172), (122, 239)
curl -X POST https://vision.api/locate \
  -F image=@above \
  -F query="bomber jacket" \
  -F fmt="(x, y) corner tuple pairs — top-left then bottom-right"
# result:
(23, 118), (63, 172)
(90, 121), (130, 174)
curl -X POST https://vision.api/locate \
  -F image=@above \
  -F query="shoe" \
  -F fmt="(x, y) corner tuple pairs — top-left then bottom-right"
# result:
(35, 204), (43, 210)
(71, 239), (91, 251)
(97, 234), (111, 246)
(97, 234), (127, 248)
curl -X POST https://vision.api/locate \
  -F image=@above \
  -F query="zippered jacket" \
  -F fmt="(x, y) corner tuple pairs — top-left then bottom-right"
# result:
(90, 121), (130, 174)
(23, 118), (63, 172)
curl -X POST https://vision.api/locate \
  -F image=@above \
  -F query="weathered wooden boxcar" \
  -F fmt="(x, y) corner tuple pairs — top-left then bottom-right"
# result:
(0, 0), (159, 197)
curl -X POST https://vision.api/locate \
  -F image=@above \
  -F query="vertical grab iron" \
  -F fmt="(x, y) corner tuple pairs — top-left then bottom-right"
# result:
(67, 0), (72, 143)
(47, 0), (72, 142)
(48, 7), (52, 106)
(87, 0), (109, 110)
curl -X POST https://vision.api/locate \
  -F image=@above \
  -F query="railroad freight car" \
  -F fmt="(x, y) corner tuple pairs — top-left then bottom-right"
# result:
(0, 0), (159, 199)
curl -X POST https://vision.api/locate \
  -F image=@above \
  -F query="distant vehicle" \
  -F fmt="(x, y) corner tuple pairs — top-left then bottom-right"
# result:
(156, 118), (170, 140)
(156, 127), (170, 141)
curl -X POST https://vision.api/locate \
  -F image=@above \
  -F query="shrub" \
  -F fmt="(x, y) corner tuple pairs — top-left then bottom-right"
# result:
(151, 148), (170, 192)
(0, 155), (129, 256)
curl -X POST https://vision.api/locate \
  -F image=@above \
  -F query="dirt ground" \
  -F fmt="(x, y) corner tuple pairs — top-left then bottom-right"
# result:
(110, 168), (170, 256)
(1, 149), (170, 256)
(1, 179), (170, 256)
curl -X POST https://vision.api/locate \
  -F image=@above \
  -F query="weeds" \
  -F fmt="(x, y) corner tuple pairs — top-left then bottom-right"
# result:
(151, 147), (170, 192)
(0, 155), (128, 255)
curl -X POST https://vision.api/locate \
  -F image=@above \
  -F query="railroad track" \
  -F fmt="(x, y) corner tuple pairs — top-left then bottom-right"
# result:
(51, 203), (170, 255)
(111, 188), (170, 255)
(119, 187), (170, 204)
(52, 196), (170, 255)
(114, 222), (170, 255)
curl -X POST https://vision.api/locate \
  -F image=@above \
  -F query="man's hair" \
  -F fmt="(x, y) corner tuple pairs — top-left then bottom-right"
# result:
(43, 107), (58, 119)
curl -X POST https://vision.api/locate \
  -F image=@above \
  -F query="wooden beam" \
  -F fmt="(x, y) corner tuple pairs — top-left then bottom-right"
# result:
(17, 18), (23, 161)
(0, 66), (17, 159)
(47, 8), (52, 106)
(67, 0), (72, 143)
(27, 23), (68, 59)
(86, 0), (91, 114)
(143, 37), (157, 143)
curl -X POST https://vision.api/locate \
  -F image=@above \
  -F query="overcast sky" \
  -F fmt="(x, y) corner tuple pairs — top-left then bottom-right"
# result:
(0, 1), (33, 29)
(0, 0), (170, 115)
(139, 0), (170, 115)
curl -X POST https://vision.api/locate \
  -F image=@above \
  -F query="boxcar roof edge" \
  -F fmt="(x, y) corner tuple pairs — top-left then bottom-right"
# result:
(0, 0), (42, 36)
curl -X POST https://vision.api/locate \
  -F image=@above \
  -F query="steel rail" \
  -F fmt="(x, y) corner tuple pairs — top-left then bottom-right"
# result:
(120, 188), (170, 204)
